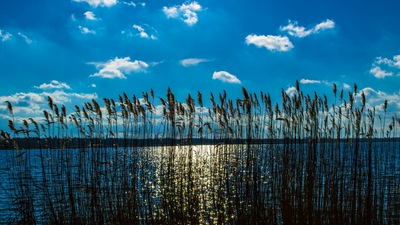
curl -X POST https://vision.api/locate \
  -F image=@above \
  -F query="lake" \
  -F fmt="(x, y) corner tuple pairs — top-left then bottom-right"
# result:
(0, 140), (399, 224)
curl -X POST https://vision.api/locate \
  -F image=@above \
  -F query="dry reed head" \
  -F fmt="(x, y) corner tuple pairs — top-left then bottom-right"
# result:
(8, 119), (16, 132)
(92, 99), (102, 119)
(186, 94), (195, 116)
(29, 118), (38, 131)
(43, 110), (50, 123)
(340, 89), (344, 101)
(295, 80), (300, 92)
(167, 87), (175, 120)
(353, 83), (357, 94)
(5, 101), (13, 115)
(150, 89), (154, 100)
(384, 100), (388, 113)
(47, 96), (54, 111)
(197, 91), (203, 107)
(333, 83), (337, 98)
(0, 130), (10, 139)
(361, 92), (366, 112)
(54, 104), (60, 118)
(61, 105), (66, 118)
(104, 98), (112, 115)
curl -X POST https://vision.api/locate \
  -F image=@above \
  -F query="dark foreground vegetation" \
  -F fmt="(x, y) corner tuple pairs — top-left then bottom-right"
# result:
(1, 81), (400, 224)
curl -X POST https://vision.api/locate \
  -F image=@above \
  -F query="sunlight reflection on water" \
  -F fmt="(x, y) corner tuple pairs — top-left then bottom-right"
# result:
(0, 141), (399, 224)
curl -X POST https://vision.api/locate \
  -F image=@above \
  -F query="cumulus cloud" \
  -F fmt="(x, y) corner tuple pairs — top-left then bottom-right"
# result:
(245, 34), (293, 52)
(0, 30), (12, 42)
(79, 26), (96, 34)
(180, 58), (210, 67)
(0, 83), (97, 124)
(280, 19), (335, 38)
(163, 6), (179, 18)
(285, 86), (298, 97)
(375, 55), (400, 68)
(370, 66), (393, 79)
(300, 79), (321, 84)
(212, 71), (241, 84)
(163, 1), (203, 26)
(35, 80), (71, 90)
(356, 87), (400, 113)
(369, 54), (400, 78)
(84, 11), (98, 20)
(89, 57), (149, 79)
(72, 0), (117, 7)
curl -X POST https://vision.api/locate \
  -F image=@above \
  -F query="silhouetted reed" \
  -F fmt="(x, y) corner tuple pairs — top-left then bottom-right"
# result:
(1, 81), (400, 224)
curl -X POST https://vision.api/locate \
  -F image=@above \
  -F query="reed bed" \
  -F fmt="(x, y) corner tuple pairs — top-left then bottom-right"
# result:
(0, 81), (400, 224)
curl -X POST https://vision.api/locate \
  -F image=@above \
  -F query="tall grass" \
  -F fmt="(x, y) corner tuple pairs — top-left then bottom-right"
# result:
(0, 81), (400, 224)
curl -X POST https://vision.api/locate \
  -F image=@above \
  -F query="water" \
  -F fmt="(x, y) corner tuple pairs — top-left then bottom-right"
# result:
(0, 141), (399, 224)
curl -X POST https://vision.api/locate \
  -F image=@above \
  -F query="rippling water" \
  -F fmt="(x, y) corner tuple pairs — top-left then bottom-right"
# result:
(0, 141), (399, 224)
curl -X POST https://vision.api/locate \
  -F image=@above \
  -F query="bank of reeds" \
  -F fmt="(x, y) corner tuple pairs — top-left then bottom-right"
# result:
(1, 81), (400, 224)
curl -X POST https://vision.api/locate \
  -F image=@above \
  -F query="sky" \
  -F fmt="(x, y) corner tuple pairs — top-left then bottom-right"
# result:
(1, 0), (400, 132)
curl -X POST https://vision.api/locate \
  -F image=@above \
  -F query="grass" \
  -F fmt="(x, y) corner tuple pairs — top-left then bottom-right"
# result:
(0, 81), (400, 224)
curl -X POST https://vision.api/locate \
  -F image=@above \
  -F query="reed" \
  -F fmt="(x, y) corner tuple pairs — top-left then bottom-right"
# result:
(0, 81), (400, 224)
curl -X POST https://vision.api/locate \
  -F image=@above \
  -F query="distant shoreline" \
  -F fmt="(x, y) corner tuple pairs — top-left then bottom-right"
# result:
(1, 137), (399, 150)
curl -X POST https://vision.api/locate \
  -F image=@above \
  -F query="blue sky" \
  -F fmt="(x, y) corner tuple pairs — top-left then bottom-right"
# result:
(1, 0), (400, 131)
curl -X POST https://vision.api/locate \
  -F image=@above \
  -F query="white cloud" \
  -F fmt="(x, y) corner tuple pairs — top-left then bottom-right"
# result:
(180, 58), (209, 67)
(0, 92), (45, 116)
(133, 25), (147, 38)
(123, 1), (145, 7)
(245, 34), (293, 52)
(72, 0), (117, 7)
(0, 30), (33, 44)
(280, 21), (312, 38)
(285, 86), (298, 97)
(91, 84), (97, 88)
(132, 24), (157, 39)
(314, 19), (335, 32)
(123, 1), (136, 7)
(370, 54), (400, 78)
(79, 26), (96, 34)
(374, 55), (400, 68)
(395, 55), (400, 68)
(370, 66), (393, 79)
(0, 30), (12, 42)
(163, 1), (203, 26)
(357, 87), (400, 113)
(17, 32), (32, 44)
(89, 57), (149, 79)
(300, 79), (321, 84)
(0, 87), (97, 122)
(35, 80), (71, 90)
(212, 71), (241, 84)
(84, 11), (98, 20)
(71, 14), (77, 21)
(0, 80), (99, 132)
(163, 6), (179, 18)
(343, 83), (351, 90)
(280, 19), (335, 38)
